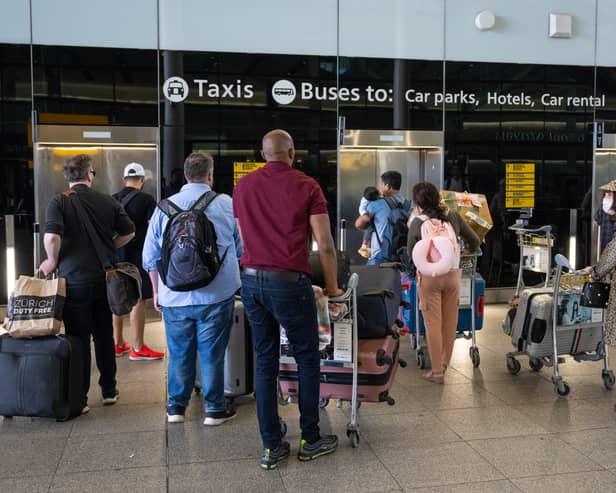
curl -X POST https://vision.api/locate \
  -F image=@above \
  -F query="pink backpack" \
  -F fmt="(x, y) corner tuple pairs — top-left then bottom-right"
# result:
(411, 215), (460, 277)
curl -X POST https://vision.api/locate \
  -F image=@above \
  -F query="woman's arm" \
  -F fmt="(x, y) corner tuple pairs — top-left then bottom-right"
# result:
(406, 217), (423, 259)
(593, 237), (616, 279)
(450, 211), (481, 253)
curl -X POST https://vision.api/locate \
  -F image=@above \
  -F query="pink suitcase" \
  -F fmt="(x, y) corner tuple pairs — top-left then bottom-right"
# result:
(279, 334), (401, 405)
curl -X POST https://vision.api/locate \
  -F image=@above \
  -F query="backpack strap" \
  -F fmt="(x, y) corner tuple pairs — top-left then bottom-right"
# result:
(191, 190), (218, 213)
(120, 189), (140, 209)
(383, 196), (402, 210)
(157, 198), (182, 218)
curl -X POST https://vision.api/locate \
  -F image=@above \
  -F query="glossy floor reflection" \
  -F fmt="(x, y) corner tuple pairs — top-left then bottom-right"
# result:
(1, 305), (616, 492)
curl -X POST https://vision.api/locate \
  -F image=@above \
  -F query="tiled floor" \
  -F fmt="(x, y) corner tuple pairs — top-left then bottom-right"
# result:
(2, 305), (616, 492)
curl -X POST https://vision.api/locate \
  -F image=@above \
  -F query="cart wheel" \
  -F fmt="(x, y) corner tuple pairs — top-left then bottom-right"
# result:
(410, 334), (418, 350)
(506, 357), (521, 375)
(469, 347), (480, 368)
(529, 357), (544, 372)
(319, 398), (330, 409)
(279, 418), (287, 438)
(416, 351), (427, 369)
(602, 370), (615, 390)
(555, 381), (571, 397)
(278, 393), (289, 406)
(347, 428), (359, 448)
(386, 396), (395, 406)
(399, 358), (408, 368)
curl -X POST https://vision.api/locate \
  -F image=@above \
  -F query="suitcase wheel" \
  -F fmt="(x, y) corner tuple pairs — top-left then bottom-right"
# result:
(279, 418), (287, 438)
(416, 351), (428, 369)
(506, 356), (521, 375)
(319, 398), (330, 409)
(399, 358), (408, 368)
(410, 334), (418, 350)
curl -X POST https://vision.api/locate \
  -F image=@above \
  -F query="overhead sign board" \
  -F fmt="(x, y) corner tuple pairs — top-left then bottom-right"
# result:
(505, 162), (535, 209)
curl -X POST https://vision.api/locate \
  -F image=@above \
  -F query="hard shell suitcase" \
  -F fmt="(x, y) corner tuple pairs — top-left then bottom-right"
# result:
(195, 299), (254, 398)
(400, 273), (486, 334)
(279, 334), (400, 404)
(351, 264), (402, 339)
(309, 251), (351, 290)
(511, 288), (553, 352)
(0, 334), (84, 421)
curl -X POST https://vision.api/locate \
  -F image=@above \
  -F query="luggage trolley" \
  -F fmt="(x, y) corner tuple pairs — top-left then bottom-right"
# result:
(506, 254), (615, 397)
(509, 224), (553, 297)
(407, 251), (484, 369)
(278, 273), (363, 448)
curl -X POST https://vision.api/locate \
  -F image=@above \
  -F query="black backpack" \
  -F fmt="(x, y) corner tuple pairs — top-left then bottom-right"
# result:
(156, 191), (227, 291)
(377, 197), (412, 262)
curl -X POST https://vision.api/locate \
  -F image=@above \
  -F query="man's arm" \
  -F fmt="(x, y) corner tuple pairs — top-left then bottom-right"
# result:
(310, 213), (343, 297)
(114, 232), (135, 249)
(355, 213), (372, 231)
(39, 233), (61, 275)
(234, 218), (244, 258)
(148, 269), (162, 312)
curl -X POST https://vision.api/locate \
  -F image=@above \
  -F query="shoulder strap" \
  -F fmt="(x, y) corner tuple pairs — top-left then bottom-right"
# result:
(384, 196), (398, 210)
(63, 189), (114, 271)
(158, 198), (182, 217)
(120, 189), (140, 209)
(192, 190), (218, 213)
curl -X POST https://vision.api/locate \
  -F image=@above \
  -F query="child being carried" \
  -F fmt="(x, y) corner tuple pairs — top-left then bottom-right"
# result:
(358, 186), (381, 258)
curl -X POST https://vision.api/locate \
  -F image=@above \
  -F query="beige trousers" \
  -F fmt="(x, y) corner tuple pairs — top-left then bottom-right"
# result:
(418, 269), (461, 374)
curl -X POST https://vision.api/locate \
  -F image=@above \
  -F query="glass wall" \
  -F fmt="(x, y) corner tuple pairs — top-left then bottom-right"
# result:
(0, 1), (613, 302)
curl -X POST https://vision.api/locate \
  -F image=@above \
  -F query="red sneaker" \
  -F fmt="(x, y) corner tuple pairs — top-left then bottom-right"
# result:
(115, 343), (131, 357)
(129, 344), (164, 361)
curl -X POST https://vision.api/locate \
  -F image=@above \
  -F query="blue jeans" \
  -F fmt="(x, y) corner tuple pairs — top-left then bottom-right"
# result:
(63, 281), (117, 401)
(241, 273), (320, 448)
(163, 296), (234, 412)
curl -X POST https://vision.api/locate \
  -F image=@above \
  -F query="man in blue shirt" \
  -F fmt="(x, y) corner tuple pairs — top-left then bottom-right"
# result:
(142, 151), (242, 425)
(354, 170), (410, 265)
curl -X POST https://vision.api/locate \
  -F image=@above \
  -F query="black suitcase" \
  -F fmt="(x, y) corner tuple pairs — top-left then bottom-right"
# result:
(309, 251), (351, 290)
(351, 264), (402, 338)
(0, 334), (84, 421)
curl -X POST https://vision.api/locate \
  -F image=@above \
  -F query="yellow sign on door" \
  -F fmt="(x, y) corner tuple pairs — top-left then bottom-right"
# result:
(506, 163), (535, 173)
(506, 197), (535, 208)
(505, 162), (536, 209)
(233, 161), (266, 186)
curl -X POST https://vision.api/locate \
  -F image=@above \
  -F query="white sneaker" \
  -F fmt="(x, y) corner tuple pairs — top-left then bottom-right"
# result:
(204, 408), (237, 426)
(102, 390), (119, 406)
(81, 405), (90, 415)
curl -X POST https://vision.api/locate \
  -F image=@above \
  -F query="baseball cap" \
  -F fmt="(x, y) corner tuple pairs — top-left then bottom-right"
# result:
(599, 179), (616, 192)
(123, 162), (145, 178)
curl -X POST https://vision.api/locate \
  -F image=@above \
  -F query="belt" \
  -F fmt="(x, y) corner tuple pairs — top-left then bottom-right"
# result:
(243, 268), (304, 282)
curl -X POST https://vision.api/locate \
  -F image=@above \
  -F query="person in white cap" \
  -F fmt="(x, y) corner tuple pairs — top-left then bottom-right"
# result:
(112, 163), (164, 361)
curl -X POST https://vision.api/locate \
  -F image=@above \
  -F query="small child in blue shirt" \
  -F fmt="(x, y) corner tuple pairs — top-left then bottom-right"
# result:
(358, 186), (381, 258)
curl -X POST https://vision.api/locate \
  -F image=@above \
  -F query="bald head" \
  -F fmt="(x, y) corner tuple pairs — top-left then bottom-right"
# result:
(261, 129), (295, 165)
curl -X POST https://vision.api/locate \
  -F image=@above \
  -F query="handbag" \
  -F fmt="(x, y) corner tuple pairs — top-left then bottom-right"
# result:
(580, 281), (611, 309)
(3, 273), (66, 337)
(66, 190), (142, 316)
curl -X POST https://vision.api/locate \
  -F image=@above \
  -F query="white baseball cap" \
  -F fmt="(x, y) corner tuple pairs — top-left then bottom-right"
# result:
(123, 162), (145, 178)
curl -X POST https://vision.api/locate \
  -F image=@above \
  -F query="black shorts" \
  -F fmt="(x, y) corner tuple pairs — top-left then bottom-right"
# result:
(118, 248), (153, 300)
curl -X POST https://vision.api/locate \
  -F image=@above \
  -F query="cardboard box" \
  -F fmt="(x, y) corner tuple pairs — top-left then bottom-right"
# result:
(440, 190), (494, 242)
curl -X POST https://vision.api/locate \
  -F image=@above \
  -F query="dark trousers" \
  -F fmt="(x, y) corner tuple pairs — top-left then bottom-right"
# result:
(63, 281), (117, 402)
(241, 273), (320, 448)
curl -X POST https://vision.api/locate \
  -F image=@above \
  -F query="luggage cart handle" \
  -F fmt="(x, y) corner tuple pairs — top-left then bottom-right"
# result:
(508, 224), (552, 234)
(329, 273), (359, 302)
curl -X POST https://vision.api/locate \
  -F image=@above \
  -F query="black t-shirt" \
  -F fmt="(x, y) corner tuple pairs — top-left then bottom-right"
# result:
(45, 184), (135, 285)
(113, 187), (157, 263)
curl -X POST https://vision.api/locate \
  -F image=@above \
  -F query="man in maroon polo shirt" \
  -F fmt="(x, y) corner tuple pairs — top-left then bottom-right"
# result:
(233, 129), (343, 470)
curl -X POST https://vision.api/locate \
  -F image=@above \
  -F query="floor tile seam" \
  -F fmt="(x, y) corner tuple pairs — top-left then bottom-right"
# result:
(463, 438), (516, 482)
(464, 430), (559, 445)
(508, 468), (616, 484)
(47, 427), (71, 492)
(405, 478), (523, 491)
(366, 433), (467, 452)
(364, 436), (406, 492)
(551, 431), (616, 472)
(51, 464), (169, 478)
(67, 427), (168, 440)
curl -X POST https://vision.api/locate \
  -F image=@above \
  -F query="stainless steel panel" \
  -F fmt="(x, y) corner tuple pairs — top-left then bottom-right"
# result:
(342, 129), (442, 148)
(377, 149), (421, 200)
(424, 148), (444, 189)
(339, 149), (377, 263)
(36, 125), (158, 145)
(600, 133), (616, 150)
(34, 144), (159, 228)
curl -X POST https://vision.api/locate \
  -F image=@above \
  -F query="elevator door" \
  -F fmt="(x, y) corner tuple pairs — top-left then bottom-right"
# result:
(339, 148), (432, 264)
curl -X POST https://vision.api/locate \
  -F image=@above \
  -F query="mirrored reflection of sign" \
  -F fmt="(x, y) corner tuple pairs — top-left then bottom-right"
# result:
(459, 278), (472, 305)
(233, 161), (266, 187)
(505, 162), (535, 209)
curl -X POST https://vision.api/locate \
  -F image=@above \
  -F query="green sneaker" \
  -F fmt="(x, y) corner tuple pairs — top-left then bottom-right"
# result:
(260, 441), (290, 470)
(298, 435), (338, 461)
